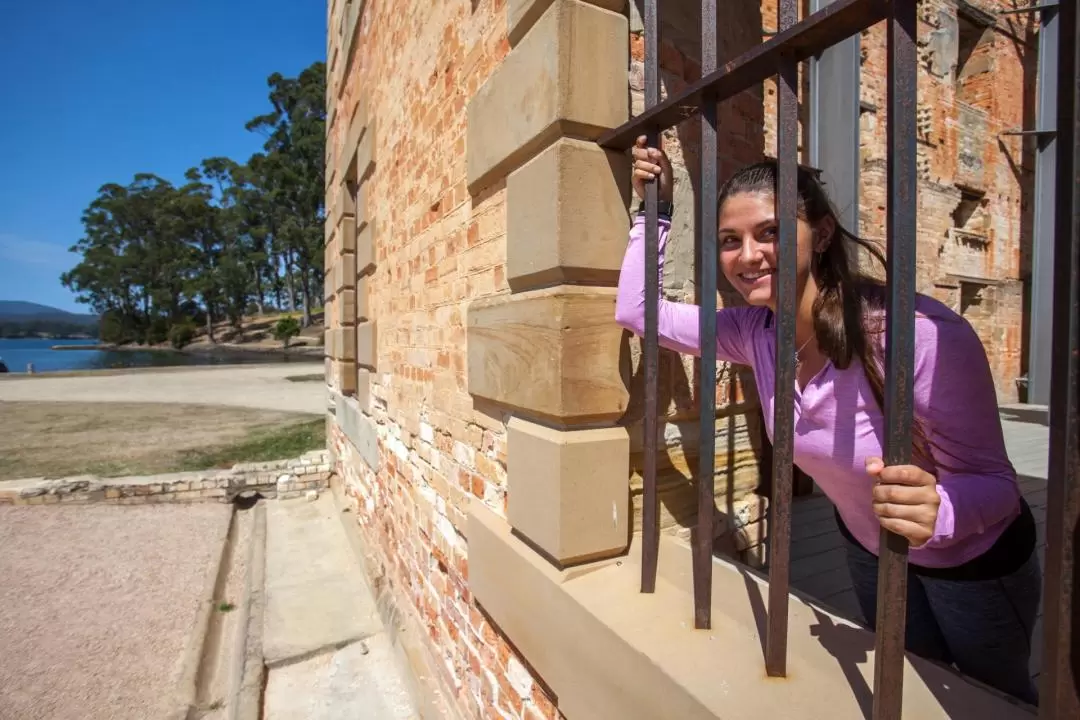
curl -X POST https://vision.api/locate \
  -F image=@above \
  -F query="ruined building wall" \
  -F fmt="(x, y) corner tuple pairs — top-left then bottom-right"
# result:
(323, 1), (1038, 718)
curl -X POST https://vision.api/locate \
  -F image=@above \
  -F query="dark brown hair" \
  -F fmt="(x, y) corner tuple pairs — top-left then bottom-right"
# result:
(717, 161), (932, 463)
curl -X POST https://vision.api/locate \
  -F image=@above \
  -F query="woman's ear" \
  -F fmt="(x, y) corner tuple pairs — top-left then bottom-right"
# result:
(814, 216), (836, 252)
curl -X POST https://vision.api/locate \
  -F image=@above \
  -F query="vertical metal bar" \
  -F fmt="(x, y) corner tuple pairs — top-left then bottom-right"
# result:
(641, 0), (661, 595)
(1027, 5), (1059, 406)
(765, 0), (799, 678)
(694, 0), (719, 631)
(872, 1), (917, 718)
(1040, 0), (1080, 715)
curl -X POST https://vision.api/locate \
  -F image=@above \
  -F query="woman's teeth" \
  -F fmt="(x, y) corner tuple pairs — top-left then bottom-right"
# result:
(740, 270), (772, 280)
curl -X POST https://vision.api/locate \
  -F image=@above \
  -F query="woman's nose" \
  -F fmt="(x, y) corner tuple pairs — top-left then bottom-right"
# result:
(738, 237), (763, 264)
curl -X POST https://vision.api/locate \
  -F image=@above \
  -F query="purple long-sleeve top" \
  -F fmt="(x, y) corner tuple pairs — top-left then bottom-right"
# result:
(615, 214), (1021, 568)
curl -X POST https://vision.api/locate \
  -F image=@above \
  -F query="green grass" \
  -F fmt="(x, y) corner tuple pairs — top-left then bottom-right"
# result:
(284, 373), (325, 383)
(178, 418), (325, 470)
(217, 601), (236, 613)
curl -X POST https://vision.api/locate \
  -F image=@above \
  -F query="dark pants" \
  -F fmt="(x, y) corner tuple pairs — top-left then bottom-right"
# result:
(843, 536), (1042, 705)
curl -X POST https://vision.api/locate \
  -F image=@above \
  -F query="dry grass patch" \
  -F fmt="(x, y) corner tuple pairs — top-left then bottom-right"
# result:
(0, 401), (322, 480)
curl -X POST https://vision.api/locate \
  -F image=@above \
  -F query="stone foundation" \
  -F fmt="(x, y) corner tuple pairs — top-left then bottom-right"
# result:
(0, 450), (332, 506)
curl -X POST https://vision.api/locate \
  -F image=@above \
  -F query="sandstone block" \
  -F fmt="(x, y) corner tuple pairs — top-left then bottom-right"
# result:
(340, 326), (356, 362)
(508, 0), (625, 46)
(355, 117), (376, 182)
(338, 215), (357, 254)
(357, 320), (377, 370)
(357, 219), (375, 274)
(337, 289), (356, 326)
(335, 179), (356, 222)
(335, 252), (356, 292)
(507, 418), (629, 564)
(467, 286), (628, 424)
(507, 138), (630, 291)
(466, 0), (627, 190)
(356, 275), (371, 321)
(356, 368), (372, 412)
(337, 395), (380, 471)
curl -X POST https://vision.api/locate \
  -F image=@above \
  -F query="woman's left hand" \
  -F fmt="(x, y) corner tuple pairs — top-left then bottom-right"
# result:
(866, 457), (940, 548)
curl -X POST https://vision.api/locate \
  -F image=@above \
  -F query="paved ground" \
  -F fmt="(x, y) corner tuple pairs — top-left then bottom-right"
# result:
(262, 494), (419, 719)
(786, 415), (1050, 680)
(0, 503), (231, 720)
(0, 363), (325, 415)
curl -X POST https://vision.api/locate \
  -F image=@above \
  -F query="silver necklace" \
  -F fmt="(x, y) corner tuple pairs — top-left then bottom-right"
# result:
(794, 336), (813, 367)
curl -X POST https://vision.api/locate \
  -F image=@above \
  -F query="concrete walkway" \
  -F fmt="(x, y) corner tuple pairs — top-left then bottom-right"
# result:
(262, 494), (419, 719)
(0, 364), (325, 415)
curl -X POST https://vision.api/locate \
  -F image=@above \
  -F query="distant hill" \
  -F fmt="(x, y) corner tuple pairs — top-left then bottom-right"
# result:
(0, 301), (97, 325)
(0, 301), (98, 339)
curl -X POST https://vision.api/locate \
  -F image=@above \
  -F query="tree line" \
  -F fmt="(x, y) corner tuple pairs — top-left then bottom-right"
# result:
(62, 61), (326, 347)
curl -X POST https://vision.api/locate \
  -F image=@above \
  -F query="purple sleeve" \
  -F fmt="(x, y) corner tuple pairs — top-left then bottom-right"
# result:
(614, 213), (756, 366)
(912, 308), (1022, 549)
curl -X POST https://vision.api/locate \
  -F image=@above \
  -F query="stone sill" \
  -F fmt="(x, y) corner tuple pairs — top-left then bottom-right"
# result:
(470, 504), (1035, 720)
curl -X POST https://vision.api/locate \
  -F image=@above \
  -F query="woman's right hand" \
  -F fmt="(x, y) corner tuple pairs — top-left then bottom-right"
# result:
(631, 135), (674, 203)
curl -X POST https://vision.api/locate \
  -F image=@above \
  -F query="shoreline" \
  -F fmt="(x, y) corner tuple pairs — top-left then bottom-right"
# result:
(47, 341), (322, 358)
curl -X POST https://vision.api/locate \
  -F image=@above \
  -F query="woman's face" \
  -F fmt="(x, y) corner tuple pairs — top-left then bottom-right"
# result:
(717, 191), (821, 309)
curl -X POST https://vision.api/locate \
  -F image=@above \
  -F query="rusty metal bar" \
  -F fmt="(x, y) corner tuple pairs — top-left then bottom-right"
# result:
(640, 0), (661, 596)
(598, 0), (886, 151)
(693, 0), (719, 631)
(1039, 0), (1080, 715)
(765, 0), (799, 678)
(872, 1), (918, 718)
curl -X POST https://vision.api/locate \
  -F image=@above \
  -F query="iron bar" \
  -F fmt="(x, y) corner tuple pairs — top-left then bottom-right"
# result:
(694, 0), (719, 631)
(765, 0), (799, 679)
(998, 2), (1059, 15)
(641, 0), (661, 596)
(1039, 0), (1080, 715)
(598, 0), (887, 151)
(872, 1), (918, 718)
(999, 128), (1057, 137)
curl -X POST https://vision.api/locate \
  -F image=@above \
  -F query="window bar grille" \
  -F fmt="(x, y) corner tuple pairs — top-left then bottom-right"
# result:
(764, 0), (800, 678)
(872, 2), (918, 718)
(641, 0), (661, 595)
(694, 0), (719, 631)
(1040, 0), (1080, 715)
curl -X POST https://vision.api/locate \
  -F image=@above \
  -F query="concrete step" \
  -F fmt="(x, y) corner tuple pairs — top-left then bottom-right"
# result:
(263, 493), (383, 666)
(262, 493), (420, 719)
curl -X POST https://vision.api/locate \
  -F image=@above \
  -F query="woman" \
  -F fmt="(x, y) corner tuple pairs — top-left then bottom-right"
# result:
(616, 137), (1041, 704)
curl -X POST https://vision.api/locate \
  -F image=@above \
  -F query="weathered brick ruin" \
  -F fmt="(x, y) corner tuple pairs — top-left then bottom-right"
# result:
(322, 1), (1041, 717)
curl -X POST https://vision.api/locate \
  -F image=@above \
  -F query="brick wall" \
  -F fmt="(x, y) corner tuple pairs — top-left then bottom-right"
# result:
(325, 0), (543, 717)
(856, 0), (1036, 400)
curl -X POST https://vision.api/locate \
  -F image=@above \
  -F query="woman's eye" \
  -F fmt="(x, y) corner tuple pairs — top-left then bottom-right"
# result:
(719, 236), (739, 248)
(760, 226), (778, 241)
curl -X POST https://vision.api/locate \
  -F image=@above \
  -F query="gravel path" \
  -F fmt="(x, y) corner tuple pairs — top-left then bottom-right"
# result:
(0, 364), (324, 415)
(0, 503), (231, 720)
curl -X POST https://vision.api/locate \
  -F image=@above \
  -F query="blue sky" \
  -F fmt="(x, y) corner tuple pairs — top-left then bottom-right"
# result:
(0, 1), (325, 313)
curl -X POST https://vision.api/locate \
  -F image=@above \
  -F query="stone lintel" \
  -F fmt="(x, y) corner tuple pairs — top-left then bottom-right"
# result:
(466, 0), (627, 192)
(507, 418), (629, 564)
(466, 286), (628, 425)
(507, 138), (630, 292)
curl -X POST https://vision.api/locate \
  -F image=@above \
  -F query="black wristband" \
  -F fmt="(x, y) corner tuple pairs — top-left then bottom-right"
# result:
(637, 199), (674, 217)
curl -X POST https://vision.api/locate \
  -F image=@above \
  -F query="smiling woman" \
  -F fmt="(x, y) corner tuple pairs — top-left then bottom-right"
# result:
(614, 137), (1042, 705)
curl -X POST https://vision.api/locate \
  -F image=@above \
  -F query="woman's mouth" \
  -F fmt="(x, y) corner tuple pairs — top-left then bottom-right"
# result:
(738, 269), (774, 286)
